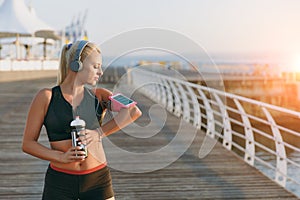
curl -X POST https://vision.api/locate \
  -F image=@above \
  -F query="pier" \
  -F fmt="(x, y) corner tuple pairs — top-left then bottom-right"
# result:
(0, 71), (298, 199)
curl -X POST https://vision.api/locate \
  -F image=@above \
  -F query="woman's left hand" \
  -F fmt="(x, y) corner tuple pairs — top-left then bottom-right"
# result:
(78, 129), (100, 146)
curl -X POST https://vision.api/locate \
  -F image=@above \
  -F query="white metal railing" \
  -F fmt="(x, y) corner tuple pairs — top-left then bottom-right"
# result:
(130, 68), (300, 195)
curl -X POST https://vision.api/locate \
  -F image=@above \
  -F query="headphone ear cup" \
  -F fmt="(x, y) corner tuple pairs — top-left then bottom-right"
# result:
(69, 40), (88, 72)
(70, 61), (82, 72)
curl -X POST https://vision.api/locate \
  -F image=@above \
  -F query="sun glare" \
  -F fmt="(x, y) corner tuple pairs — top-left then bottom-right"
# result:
(291, 55), (300, 72)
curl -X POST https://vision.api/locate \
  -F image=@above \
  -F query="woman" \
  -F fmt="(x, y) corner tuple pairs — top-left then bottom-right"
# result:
(22, 40), (142, 200)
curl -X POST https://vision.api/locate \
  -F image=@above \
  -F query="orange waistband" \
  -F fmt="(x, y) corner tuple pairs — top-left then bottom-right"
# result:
(50, 162), (107, 175)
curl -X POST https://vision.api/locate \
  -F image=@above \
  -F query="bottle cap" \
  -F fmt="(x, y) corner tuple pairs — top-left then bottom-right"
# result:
(70, 116), (86, 127)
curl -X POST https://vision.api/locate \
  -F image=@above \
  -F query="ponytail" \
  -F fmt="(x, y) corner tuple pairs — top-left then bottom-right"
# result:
(57, 44), (69, 85)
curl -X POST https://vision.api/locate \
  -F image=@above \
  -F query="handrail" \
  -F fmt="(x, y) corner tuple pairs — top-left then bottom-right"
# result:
(130, 68), (300, 195)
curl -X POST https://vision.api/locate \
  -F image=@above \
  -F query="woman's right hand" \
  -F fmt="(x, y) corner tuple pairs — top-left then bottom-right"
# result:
(59, 146), (86, 163)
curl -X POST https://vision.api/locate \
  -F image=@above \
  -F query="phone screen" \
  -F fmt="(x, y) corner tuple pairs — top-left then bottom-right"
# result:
(112, 94), (134, 105)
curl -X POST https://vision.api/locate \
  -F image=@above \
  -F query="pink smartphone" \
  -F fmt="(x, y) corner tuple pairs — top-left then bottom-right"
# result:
(109, 93), (137, 111)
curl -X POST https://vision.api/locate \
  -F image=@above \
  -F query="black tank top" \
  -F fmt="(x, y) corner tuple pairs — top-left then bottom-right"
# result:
(43, 86), (104, 142)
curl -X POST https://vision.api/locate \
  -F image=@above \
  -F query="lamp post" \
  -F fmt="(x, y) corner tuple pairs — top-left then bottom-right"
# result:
(0, 44), (2, 60)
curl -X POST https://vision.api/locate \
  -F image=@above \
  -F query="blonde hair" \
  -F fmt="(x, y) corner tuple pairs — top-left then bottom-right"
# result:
(57, 41), (101, 85)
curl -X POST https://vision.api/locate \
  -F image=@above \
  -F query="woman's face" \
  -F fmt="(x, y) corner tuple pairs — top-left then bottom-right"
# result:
(77, 50), (103, 86)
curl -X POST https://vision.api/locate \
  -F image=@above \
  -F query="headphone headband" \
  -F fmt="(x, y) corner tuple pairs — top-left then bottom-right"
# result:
(70, 40), (89, 72)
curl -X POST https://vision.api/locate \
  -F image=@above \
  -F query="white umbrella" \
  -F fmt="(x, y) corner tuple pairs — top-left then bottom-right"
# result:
(0, 0), (59, 37)
(0, 0), (60, 58)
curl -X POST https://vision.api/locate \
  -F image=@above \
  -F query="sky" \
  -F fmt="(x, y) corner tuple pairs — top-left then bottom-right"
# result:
(2, 0), (300, 65)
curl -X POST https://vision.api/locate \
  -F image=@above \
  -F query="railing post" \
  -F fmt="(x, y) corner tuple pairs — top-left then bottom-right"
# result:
(262, 107), (287, 187)
(177, 83), (191, 122)
(186, 85), (201, 129)
(197, 88), (218, 159)
(168, 81), (182, 117)
(214, 93), (232, 150)
(159, 79), (168, 108)
(233, 99), (255, 166)
(164, 80), (174, 113)
(153, 79), (162, 102)
(197, 89), (215, 138)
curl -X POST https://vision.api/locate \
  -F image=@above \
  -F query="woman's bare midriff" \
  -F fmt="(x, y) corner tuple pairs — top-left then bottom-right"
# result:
(50, 140), (106, 171)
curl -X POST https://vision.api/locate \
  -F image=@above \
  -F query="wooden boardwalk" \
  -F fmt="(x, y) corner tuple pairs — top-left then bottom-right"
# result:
(0, 76), (298, 199)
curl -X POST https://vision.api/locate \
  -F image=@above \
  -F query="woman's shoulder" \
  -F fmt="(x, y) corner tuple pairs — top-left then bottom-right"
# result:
(27, 87), (54, 119)
(33, 88), (53, 103)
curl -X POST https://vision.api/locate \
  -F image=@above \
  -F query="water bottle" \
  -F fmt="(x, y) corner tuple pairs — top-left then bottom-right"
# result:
(70, 116), (88, 157)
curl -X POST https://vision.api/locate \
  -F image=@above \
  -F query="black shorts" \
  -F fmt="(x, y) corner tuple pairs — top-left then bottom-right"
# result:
(42, 165), (114, 200)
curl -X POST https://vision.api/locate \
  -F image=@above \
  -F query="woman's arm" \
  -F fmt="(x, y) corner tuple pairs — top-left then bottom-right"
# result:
(101, 105), (142, 137)
(84, 105), (142, 145)
(22, 89), (85, 163)
(94, 88), (142, 137)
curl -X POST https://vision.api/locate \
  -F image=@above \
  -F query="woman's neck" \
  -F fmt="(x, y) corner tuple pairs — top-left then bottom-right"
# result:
(61, 83), (84, 94)
(60, 73), (84, 94)
(60, 74), (85, 108)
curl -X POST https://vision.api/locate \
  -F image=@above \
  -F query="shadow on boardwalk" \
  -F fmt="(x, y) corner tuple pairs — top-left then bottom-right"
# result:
(0, 76), (298, 199)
